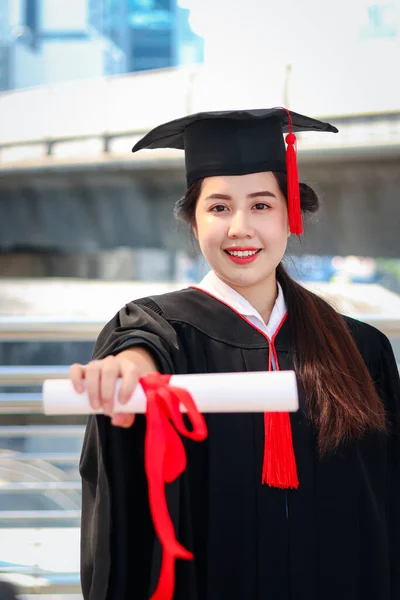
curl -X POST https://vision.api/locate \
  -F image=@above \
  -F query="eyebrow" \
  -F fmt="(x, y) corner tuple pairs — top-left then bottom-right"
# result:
(204, 190), (277, 201)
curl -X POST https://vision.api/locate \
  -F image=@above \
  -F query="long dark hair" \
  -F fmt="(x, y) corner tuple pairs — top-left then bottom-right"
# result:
(174, 173), (386, 454)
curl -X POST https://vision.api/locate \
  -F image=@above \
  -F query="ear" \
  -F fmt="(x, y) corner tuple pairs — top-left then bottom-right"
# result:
(192, 222), (199, 240)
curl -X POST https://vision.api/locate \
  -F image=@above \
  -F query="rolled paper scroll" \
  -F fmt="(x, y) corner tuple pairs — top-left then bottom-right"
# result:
(43, 371), (299, 600)
(43, 370), (298, 415)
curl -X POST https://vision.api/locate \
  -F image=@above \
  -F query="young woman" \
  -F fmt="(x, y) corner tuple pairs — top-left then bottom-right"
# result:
(72, 109), (400, 600)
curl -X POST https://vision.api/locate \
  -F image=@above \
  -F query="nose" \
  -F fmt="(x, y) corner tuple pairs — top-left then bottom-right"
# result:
(227, 210), (254, 239)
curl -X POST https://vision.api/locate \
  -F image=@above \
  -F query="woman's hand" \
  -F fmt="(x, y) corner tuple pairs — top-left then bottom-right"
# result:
(70, 347), (158, 428)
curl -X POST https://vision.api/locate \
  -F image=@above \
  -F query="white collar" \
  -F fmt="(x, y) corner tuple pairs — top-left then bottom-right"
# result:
(196, 270), (287, 339)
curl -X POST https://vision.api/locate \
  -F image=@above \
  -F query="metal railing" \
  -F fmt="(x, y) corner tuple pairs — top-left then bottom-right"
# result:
(0, 317), (102, 341)
(0, 425), (85, 437)
(1, 315), (400, 341)
(0, 324), (85, 596)
(0, 366), (70, 384)
(1, 114), (400, 174)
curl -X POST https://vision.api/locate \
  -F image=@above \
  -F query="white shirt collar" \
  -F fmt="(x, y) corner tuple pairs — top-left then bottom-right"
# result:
(196, 270), (287, 339)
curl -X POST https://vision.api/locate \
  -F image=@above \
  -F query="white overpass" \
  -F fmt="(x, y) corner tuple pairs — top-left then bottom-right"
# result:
(0, 66), (399, 260)
(0, 65), (400, 174)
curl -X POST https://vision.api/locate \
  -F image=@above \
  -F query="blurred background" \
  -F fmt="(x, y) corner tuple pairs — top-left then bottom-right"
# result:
(0, 0), (399, 598)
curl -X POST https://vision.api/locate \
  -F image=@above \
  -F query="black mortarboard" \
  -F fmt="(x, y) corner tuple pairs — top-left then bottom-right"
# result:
(132, 108), (338, 235)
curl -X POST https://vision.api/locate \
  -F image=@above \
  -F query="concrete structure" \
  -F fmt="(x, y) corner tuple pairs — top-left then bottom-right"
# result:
(0, 66), (399, 277)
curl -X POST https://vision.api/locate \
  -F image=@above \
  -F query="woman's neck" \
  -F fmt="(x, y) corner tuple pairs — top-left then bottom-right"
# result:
(218, 272), (279, 325)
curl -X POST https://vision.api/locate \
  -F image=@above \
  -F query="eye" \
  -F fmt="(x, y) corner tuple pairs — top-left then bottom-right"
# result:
(209, 204), (228, 213)
(253, 202), (271, 210)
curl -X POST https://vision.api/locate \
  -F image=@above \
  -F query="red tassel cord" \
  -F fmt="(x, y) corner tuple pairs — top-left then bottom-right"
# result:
(140, 374), (208, 600)
(187, 285), (299, 490)
(261, 316), (299, 490)
(285, 131), (303, 236)
(275, 106), (303, 235)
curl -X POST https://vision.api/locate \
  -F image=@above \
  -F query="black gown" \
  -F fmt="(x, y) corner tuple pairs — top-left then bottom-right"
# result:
(79, 288), (400, 600)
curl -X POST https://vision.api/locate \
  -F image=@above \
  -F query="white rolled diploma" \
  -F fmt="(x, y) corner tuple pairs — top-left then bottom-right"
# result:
(42, 371), (299, 416)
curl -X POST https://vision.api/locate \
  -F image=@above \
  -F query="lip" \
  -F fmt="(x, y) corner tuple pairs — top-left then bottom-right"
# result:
(224, 247), (260, 252)
(224, 248), (262, 265)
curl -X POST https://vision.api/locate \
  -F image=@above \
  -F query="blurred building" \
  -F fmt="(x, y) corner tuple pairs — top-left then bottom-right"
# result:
(0, 0), (11, 89)
(126, 0), (203, 71)
(0, 0), (203, 90)
(88, 0), (203, 72)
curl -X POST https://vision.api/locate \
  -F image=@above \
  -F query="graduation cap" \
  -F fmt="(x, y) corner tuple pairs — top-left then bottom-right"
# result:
(132, 108), (338, 235)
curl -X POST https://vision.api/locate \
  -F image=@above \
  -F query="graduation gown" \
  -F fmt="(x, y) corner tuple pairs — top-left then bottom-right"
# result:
(79, 288), (400, 600)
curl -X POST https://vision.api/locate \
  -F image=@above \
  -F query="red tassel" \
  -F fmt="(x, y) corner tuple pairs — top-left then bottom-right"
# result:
(276, 106), (303, 235)
(262, 338), (299, 489)
(285, 131), (303, 236)
(262, 411), (299, 489)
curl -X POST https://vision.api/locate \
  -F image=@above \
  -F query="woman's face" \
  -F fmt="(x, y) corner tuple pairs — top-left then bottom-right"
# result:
(193, 171), (290, 294)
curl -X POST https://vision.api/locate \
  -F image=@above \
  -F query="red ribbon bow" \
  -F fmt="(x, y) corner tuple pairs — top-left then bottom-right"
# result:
(140, 373), (208, 600)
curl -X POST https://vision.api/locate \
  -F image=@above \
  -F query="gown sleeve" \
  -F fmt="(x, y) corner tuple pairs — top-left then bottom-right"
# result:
(375, 333), (400, 599)
(92, 298), (180, 368)
(79, 298), (183, 600)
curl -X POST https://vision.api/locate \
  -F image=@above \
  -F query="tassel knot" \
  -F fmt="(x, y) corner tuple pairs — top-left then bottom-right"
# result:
(285, 132), (296, 146)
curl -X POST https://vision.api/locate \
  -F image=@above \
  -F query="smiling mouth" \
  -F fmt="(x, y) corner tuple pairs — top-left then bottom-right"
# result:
(224, 249), (262, 257)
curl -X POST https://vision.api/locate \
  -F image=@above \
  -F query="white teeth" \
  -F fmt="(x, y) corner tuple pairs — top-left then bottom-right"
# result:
(227, 250), (258, 257)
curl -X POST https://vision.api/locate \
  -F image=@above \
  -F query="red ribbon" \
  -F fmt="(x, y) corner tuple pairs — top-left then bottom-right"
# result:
(140, 373), (208, 600)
